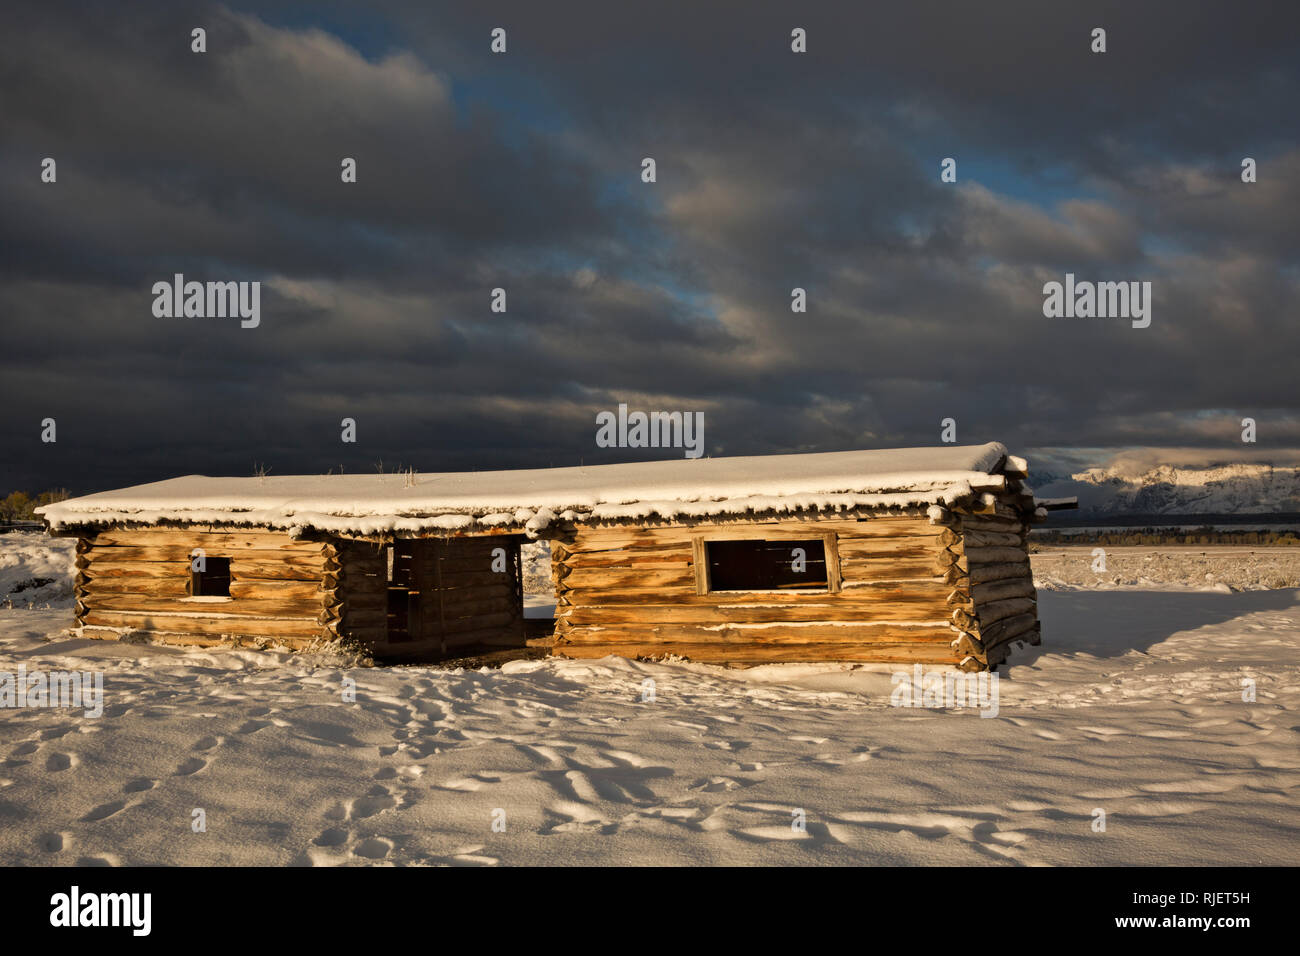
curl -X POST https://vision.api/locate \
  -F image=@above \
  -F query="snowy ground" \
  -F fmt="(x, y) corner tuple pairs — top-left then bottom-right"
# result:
(1032, 545), (1300, 591)
(1, 532), (1297, 866)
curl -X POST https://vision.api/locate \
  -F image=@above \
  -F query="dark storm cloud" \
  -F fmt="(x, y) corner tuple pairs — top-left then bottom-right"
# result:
(0, 0), (1297, 495)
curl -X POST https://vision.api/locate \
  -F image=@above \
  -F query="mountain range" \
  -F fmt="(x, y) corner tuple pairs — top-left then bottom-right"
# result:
(1034, 463), (1300, 518)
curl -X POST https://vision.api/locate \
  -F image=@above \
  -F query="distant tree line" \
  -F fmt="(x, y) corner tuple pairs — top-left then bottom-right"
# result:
(1030, 527), (1300, 547)
(0, 490), (69, 523)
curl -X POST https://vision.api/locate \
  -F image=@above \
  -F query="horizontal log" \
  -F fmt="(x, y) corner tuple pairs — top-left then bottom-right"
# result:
(82, 562), (182, 579)
(339, 569), (385, 586)
(977, 597), (1037, 628)
(442, 611), (517, 634)
(370, 623), (525, 658)
(842, 574), (946, 589)
(340, 606), (519, 635)
(970, 577), (1036, 604)
(558, 622), (956, 645)
(83, 557), (325, 580)
(833, 538), (940, 559)
(443, 623), (526, 649)
(340, 554), (385, 569)
(552, 641), (963, 664)
(340, 591), (390, 612)
(963, 546), (1029, 565)
(841, 558), (944, 581)
(82, 544), (328, 563)
(80, 626), (311, 650)
(83, 594), (323, 618)
(561, 601), (951, 626)
(83, 609), (325, 640)
(560, 550), (694, 570)
(985, 622), (1041, 666)
(556, 537), (693, 557)
(439, 581), (515, 604)
(342, 605), (387, 623)
(91, 529), (325, 552)
(561, 580), (951, 606)
(426, 536), (507, 552)
(83, 548), (327, 572)
(967, 561), (1031, 586)
(231, 580), (328, 602)
(570, 517), (934, 549)
(423, 598), (514, 621)
(838, 518), (941, 539)
(427, 557), (516, 577)
(978, 612), (1038, 649)
(962, 529), (1024, 548)
(234, 561), (328, 581)
(436, 569), (519, 590)
(558, 567), (696, 590)
(82, 577), (189, 597)
(958, 515), (1025, 534)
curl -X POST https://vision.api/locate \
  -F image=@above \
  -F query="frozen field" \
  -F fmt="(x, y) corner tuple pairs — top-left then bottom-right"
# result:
(1032, 544), (1300, 591)
(0, 533), (1297, 866)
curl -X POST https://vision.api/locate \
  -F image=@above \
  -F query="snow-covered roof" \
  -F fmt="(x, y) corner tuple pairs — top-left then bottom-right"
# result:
(38, 442), (1018, 538)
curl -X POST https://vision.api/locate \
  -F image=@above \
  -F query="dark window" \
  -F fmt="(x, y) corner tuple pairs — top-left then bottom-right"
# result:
(191, 556), (231, 597)
(704, 539), (829, 591)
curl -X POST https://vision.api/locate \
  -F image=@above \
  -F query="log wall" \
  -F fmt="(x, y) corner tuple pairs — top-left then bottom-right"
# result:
(75, 528), (334, 648)
(73, 528), (527, 658)
(550, 504), (1041, 670)
(552, 514), (965, 666)
(337, 536), (526, 660)
(930, 496), (1043, 669)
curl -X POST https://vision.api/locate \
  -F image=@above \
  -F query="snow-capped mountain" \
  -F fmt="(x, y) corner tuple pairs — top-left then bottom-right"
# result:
(1035, 463), (1300, 517)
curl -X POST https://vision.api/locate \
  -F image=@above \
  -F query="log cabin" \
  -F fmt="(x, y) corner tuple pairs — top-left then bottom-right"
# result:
(37, 442), (1070, 669)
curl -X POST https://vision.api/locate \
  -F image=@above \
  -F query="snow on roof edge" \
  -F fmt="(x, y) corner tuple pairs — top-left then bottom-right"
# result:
(39, 442), (1020, 537)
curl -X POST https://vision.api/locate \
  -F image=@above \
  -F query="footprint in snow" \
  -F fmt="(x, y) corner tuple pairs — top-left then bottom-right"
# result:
(352, 837), (393, 860)
(44, 752), (76, 772)
(312, 828), (349, 848)
(174, 757), (207, 776)
(350, 786), (397, 819)
(38, 831), (70, 853)
(82, 800), (128, 822)
(446, 846), (499, 866)
(689, 776), (748, 793)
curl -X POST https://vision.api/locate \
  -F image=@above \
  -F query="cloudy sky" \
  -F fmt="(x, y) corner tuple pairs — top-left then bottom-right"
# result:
(2, 0), (1297, 495)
